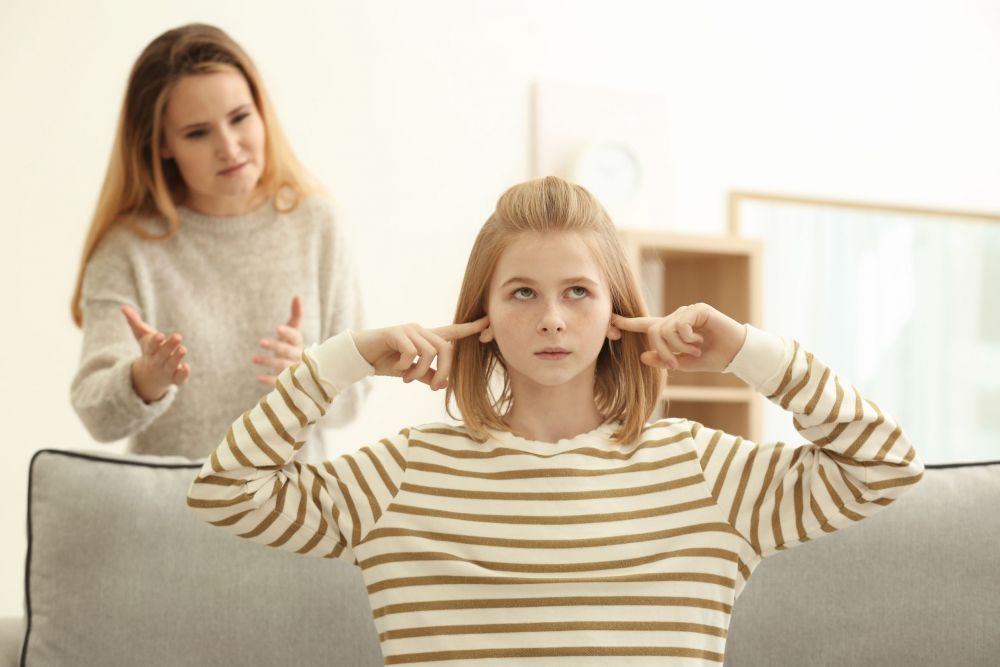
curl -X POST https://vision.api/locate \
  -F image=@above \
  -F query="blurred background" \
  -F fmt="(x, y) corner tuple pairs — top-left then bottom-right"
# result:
(2, 0), (999, 616)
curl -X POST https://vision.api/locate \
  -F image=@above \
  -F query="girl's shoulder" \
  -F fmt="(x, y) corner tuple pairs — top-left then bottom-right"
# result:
(403, 422), (473, 442)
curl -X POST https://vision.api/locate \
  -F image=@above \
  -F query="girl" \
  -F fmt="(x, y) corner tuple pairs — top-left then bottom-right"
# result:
(70, 24), (365, 460)
(188, 177), (923, 664)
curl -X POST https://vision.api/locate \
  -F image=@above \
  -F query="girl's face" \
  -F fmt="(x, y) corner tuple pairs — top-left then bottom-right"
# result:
(482, 231), (621, 392)
(160, 69), (266, 215)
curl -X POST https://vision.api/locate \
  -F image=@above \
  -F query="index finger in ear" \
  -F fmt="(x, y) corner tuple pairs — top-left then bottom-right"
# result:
(611, 314), (659, 333)
(432, 316), (490, 341)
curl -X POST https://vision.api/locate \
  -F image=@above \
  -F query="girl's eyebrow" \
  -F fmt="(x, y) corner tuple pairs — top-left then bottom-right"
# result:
(499, 276), (600, 288)
(179, 104), (252, 132)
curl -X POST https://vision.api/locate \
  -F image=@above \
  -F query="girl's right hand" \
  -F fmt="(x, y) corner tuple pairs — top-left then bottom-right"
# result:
(122, 305), (190, 403)
(351, 316), (489, 391)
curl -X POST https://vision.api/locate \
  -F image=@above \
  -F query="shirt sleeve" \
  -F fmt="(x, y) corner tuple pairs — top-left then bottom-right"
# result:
(691, 324), (924, 559)
(70, 234), (177, 443)
(187, 331), (406, 562)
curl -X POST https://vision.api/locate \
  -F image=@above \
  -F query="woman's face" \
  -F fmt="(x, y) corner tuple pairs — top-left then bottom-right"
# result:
(482, 231), (620, 392)
(160, 69), (266, 215)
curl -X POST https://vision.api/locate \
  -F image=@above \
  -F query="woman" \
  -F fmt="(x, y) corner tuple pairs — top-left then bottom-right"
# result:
(71, 24), (365, 459)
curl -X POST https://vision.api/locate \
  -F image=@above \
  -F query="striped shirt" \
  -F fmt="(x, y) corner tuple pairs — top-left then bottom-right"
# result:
(188, 325), (924, 665)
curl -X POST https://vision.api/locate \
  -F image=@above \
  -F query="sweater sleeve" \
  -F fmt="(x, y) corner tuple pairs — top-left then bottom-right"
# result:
(691, 324), (924, 558)
(187, 331), (407, 562)
(70, 234), (177, 443)
(314, 198), (370, 429)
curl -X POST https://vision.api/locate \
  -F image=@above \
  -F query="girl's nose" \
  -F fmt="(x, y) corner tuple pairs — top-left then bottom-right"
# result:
(537, 305), (566, 333)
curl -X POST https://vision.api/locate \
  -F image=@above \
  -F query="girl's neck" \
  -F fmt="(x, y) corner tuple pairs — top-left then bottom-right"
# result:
(503, 372), (606, 444)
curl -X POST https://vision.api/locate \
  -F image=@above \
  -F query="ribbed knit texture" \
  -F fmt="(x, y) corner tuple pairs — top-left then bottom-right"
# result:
(71, 194), (366, 460)
(189, 326), (923, 665)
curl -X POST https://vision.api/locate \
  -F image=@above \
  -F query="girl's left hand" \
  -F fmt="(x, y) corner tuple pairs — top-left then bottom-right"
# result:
(253, 296), (305, 386)
(611, 303), (747, 373)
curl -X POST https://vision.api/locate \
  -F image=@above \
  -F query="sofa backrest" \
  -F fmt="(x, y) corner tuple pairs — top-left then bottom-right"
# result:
(20, 449), (1000, 666)
(20, 449), (383, 667)
(725, 460), (1000, 665)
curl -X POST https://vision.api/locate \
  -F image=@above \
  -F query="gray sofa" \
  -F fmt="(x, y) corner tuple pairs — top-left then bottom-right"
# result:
(4, 448), (998, 666)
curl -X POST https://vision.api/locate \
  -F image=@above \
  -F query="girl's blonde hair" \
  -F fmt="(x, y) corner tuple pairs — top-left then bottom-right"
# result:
(71, 23), (318, 326)
(446, 176), (662, 445)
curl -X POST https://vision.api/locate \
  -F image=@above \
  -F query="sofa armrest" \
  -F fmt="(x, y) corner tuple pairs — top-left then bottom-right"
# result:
(0, 616), (24, 667)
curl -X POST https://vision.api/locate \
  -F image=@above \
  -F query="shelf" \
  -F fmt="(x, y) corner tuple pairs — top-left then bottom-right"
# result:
(620, 229), (763, 441)
(663, 385), (755, 403)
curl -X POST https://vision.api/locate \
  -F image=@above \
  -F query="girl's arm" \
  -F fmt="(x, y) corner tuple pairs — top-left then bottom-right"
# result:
(186, 331), (404, 561)
(187, 318), (488, 559)
(614, 304), (924, 558)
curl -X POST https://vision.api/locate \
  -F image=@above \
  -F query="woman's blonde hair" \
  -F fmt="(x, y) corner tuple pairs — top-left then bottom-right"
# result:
(446, 176), (662, 445)
(71, 23), (318, 326)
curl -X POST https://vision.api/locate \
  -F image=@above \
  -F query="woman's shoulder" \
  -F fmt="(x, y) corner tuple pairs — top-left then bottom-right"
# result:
(283, 191), (336, 225)
(87, 217), (165, 267)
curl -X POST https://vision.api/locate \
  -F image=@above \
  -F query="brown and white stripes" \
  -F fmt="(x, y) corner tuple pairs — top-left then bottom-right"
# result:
(189, 327), (923, 665)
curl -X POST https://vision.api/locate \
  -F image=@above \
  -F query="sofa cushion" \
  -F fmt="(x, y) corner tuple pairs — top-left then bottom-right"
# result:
(20, 449), (382, 667)
(725, 461), (1000, 665)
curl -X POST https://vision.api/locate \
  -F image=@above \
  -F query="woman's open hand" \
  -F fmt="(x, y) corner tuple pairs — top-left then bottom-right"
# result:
(612, 303), (746, 373)
(351, 316), (490, 391)
(254, 296), (305, 386)
(122, 305), (190, 402)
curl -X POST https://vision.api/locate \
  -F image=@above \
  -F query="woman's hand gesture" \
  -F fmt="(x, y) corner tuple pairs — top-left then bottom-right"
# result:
(254, 295), (305, 386)
(612, 303), (747, 373)
(351, 316), (490, 391)
(122, 305), (190, 403)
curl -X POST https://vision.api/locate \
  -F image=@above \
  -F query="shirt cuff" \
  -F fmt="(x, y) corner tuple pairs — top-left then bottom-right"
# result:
(723, 324), (789, 392)
(307, 330), (375, 395)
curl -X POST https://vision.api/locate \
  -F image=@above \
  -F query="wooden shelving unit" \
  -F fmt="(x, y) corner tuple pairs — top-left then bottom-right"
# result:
(620, 231), (763, 442)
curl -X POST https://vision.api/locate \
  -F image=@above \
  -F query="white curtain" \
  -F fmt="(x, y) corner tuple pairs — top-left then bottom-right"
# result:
(740, 199), (999, 464)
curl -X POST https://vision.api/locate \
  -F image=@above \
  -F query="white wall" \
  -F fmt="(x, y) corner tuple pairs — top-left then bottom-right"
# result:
(3, 0), (1000, 617)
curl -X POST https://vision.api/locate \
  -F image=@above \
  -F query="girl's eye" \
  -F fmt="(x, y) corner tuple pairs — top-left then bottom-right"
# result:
(185, 129), (207, 139)
(513, 287), (534, 300)
(232, 112), (249, 124)
(567, 286), (589, 299)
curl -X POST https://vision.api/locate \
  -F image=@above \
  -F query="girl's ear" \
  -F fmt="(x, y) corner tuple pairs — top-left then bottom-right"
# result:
(161, 144), (174, 159)
(607, 317), (623, 341)
(480, 324), (495, 343)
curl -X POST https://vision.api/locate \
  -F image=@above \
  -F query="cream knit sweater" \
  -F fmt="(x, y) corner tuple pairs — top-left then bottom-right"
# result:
(71, 195), (366, 459)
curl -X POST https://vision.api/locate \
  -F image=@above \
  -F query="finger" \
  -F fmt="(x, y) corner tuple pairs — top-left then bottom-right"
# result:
(418, 328), (452, 389)
(429, 335), (454, 390)
(154, 334), (183, 365)
(253, 354), (292, 372)
(143, 332), (166, 358)
(286, 295), (303, 329)
(260, 338), (300, 360)
(610, 314), (660, 333)
(431, 316), (490, 341)
(640, 349), (673, 369)
(164, 344), (187, 370)
(173, 362), (191, 385)
(646, 325), (678, 365)
(678, 321), (705, 346)
(403, 331), (439, 383)
(412, 367), (441, 389)
(664, 327), (701, 357)
(388, 330), (418, 372)
(121, 305), (155, 341)
(256, 374), (277, 387)
(276, 325), (304, 347)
